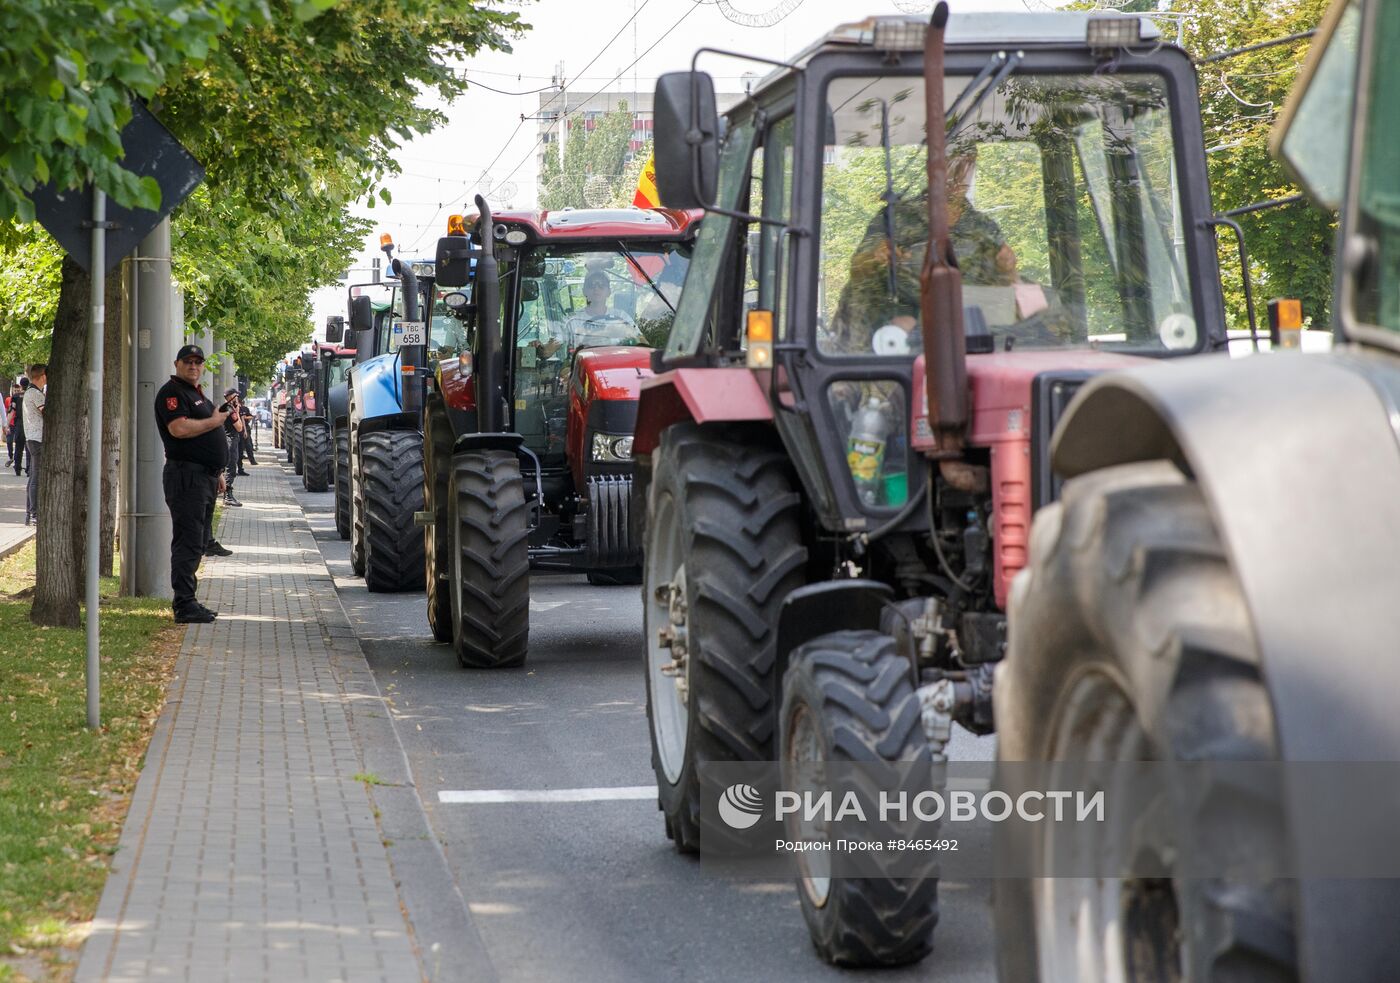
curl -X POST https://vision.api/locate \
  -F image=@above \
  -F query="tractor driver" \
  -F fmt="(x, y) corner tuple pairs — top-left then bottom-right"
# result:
(829, 147), (1018, 356)
(537, 270), (640, 360)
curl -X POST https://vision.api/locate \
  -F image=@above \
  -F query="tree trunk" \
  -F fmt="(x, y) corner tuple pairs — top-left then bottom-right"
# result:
(100, 267), (121, 577)
(31, 256), (90, 628)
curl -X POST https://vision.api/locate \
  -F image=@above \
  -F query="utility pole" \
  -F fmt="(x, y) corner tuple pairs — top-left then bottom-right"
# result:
(121, 218), (175, 598)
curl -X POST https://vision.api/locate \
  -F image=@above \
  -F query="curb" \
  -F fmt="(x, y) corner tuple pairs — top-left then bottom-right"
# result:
(0, 527), (35, 561)
(277, 463), (499, 983)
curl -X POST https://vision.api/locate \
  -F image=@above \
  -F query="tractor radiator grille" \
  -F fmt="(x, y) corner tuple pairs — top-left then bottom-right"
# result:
(1029, 372), (1093, 512)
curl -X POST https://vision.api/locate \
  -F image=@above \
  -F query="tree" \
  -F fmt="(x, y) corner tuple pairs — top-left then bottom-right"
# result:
(5, 0), (523, 626)
(539, 103), (639, 210)
(1177, 0), (1336, 330)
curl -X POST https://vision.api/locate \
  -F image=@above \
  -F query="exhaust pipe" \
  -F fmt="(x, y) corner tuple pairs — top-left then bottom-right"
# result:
(473, 194), (506, 434)
(919, 1), (968, 460)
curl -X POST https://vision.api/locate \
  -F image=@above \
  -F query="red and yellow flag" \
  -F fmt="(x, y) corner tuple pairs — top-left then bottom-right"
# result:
(632, 152), (659, 209)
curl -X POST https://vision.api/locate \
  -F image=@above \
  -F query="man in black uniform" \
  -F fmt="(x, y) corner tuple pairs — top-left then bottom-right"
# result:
(154, 344), (232, 624)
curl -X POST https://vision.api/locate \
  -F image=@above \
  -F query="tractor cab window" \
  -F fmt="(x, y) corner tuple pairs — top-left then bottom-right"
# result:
(429, 288), (471, 357)
(818, 72), (1194, 357)
(326, 358), (351, 389)
(511, 242), (692, 460)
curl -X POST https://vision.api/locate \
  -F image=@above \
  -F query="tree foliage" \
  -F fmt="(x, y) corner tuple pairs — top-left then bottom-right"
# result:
(1176, 0), (1336, 329)
(538, 103), (640, 210)
(1, 0), (524, 626)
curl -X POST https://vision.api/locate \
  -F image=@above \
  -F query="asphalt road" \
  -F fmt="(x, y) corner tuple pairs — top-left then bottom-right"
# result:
(289, 468), (998, 983)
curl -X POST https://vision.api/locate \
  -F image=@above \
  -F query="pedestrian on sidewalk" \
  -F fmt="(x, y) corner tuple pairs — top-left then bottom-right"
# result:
(2, 384), (11, 467)
(11, 378), (27, 477)
(222, 389), (245, 507)
(22, 365), (45, 525)
(154, 344), (231, 624)
(238, 403), (257, 471)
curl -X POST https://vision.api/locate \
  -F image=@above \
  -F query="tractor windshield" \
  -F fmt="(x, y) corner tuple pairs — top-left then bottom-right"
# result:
(819, 71), (1195, 357)
(512, 241), (692, 461)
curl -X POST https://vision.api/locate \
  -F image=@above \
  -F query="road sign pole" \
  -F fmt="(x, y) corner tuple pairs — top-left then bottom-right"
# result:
(86, 190), (106, 730)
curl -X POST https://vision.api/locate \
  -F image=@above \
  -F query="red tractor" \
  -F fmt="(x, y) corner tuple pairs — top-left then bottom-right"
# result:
(424, 202), (698, 667)
(637, 6), (1244, 968)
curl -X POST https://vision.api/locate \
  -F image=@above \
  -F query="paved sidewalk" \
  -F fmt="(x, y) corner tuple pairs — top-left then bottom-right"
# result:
(76, 462), (422, 983)
(0, 462), (35, 558)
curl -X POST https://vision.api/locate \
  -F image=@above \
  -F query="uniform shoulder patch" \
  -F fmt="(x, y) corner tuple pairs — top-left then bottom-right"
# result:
(166, 396), (179, 411)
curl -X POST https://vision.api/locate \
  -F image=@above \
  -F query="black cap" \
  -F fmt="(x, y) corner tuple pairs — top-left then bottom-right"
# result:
(175, 344), (205, 362)
(223, 388), (238, 398)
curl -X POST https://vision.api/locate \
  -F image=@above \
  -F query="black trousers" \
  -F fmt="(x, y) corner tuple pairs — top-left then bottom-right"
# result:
(164, 461), (219, 612)
(225, 431), (241, 490)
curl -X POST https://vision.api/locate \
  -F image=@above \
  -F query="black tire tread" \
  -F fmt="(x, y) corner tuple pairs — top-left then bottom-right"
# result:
(361, 430), (426, 592)
(334, 429), (351, 540)
(301, 421), (331, 492)
(997, 460), (1294, 983)
(451, 450), (530, 668)
(424, 400), (455, 643)
(645, 424), (807, 854)
(782, 630), (939, 968)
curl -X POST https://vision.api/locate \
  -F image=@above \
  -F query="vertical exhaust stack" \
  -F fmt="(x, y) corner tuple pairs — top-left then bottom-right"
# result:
(920, 1), (969, 460)
(473, 194), (505, 434)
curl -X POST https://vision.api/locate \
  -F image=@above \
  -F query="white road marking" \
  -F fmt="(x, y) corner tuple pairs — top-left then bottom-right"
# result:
(438, 786), (657, 804)
(529, 600), (567, 612)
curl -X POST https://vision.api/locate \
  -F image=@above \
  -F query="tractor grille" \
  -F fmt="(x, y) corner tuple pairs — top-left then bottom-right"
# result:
(1029, 372), (1093, 512)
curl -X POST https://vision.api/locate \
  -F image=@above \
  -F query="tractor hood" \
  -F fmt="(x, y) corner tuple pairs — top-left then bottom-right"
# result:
(574, 347), (654, 403)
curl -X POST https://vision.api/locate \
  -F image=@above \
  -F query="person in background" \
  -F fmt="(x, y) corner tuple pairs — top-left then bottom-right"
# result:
(11, 378), (27, 477)
(22, 364), (46, 525)
(222, 389), (244, 507)
(238, 403), (256, 472)
(2, 383), (11, 468)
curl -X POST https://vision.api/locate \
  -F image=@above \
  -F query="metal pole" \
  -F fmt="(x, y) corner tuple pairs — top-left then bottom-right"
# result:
(86, 191), (106, 730)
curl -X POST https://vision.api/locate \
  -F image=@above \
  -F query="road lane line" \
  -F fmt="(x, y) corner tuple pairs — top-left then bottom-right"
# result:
(438, 786), (657, 804)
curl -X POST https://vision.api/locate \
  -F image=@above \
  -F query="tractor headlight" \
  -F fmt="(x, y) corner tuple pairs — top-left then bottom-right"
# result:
(592, 433), (634, 462)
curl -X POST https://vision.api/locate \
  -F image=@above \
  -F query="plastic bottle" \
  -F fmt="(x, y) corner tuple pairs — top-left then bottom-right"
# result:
(847, 396), (891, 506)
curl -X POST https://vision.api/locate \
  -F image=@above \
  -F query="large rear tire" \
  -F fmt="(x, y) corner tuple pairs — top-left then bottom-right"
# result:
(301, 421), (331, 492)
(334, 428), (351, 540)
(643, 424), (806, 853)
(996, 460), (1295, 983)
(361, 430), (426, 592)
(449, 450), (530, 668)
(424, 398), (455, 643)
(780, 630), (939, 968)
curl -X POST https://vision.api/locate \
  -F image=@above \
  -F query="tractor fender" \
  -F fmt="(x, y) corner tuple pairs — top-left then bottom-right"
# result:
(348, 352), (404, 430)
(773, 580), (893, 714)
(633, 367), (773, 458)
(1050, 351), (1400, 983)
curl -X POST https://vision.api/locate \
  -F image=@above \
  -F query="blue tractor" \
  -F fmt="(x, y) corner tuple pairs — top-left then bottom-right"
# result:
(336, 238), (465, 591)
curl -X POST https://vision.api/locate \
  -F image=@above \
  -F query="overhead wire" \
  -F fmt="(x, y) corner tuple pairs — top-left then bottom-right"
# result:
(401, 0), (660, 250)
(494, 1), (703, 190)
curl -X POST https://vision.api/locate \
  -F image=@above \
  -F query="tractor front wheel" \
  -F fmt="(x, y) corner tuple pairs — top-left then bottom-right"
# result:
(780, 630), (939, 968)
(424, 398), (455, 643)
(996, 461), (1294, 982)
(334, 428), (351, 540)
(643, 424), (806, 853)
(291, 420), (304, 474)
(301, 421), (331, 493)
(449, 450), (530, 668)
(360, 430), (426, 592)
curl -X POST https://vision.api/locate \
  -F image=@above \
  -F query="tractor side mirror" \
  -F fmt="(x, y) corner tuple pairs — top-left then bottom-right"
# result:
(435, 235), (474, 287)
(325, 315), (345, 344)
(520, 280), (539, 303)
(349, 296), (373, 334)
(655, 71), (719, 209)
